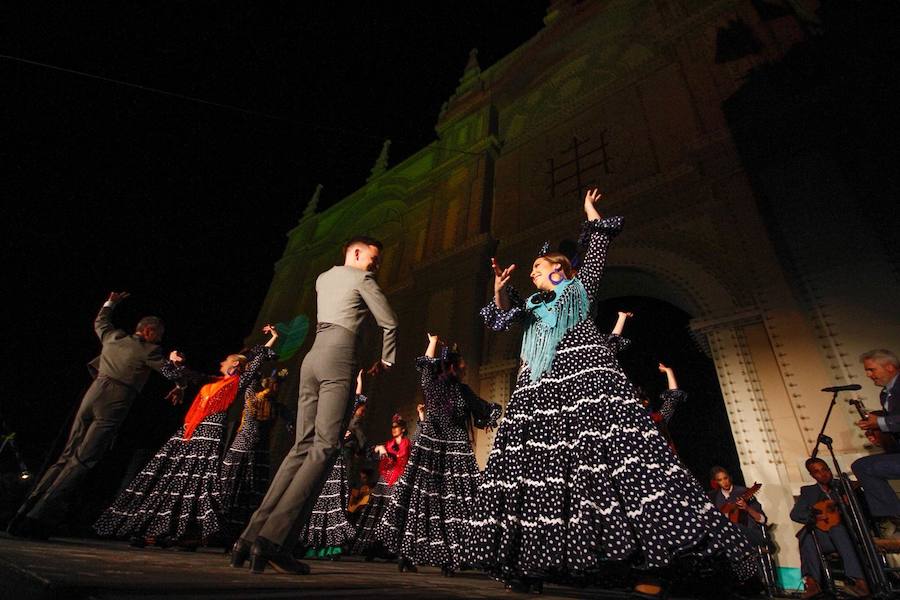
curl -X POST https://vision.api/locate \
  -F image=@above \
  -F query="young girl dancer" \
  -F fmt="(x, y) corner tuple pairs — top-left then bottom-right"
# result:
(376, 333), (501, 575)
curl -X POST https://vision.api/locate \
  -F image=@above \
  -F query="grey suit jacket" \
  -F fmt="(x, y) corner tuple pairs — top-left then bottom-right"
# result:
(87, 303), (174, 392)
(315, 266), (398, 364)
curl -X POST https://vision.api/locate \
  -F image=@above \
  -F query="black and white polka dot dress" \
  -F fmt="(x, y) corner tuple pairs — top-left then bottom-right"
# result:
(462, 217), (756, 583)
(350, 478), (393, 555)
(350, 434), (410, 555)
(375, 356), (501, 569)
(298, 408), (368, 551)
(93, 345), (275, 543)
(220, 381), (272, 536)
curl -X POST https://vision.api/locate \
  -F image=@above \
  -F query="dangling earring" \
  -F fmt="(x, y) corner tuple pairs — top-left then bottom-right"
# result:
(548, 269), (565, 285)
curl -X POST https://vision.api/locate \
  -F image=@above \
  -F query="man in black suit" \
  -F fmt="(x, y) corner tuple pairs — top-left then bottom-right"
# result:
(852, 349), (900, 533)
(791, 458), (869, 598)
(710, 466), (767, 547)
(9, 292), (184, 537)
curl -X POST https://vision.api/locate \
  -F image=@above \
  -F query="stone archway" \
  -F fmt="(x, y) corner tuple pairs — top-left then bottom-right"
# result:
(595, 295), (743, 488)
(596, 258), (804, 572)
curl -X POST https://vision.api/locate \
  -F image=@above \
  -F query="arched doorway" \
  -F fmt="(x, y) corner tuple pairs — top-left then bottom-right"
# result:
(596, 297), (745, 488)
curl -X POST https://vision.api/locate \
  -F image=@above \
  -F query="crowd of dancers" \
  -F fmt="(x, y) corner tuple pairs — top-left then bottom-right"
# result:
(10, 188), (899, 597)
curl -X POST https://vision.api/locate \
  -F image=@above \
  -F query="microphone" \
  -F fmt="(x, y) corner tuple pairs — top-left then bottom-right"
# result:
(821, 384), (862, 393)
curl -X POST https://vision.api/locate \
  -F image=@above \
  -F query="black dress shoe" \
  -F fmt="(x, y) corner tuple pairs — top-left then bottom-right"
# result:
(504, 577), (543, 595)
(128, 536), (147, 548)
(230, 538), (251, 568)
(250, 537), (310, 575)
(398, 557), (418, 573)
(268, 553), (310, 575)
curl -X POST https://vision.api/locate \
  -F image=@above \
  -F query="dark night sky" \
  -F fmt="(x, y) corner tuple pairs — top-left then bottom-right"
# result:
(1, 2), (549, 470)
(5, 1), (896, 493)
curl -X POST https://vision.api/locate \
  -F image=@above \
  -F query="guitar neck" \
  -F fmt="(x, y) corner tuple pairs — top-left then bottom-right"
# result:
(849, 399), (869, 420)
(738, 483), (762, 504)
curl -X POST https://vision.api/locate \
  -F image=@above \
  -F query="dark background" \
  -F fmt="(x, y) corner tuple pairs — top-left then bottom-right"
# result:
(2, 1), (897, 529)
(0, 1), (551, 525)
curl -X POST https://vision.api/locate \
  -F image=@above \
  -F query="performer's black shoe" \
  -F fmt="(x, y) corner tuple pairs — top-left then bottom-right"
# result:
(398, 557), (418, 573)
(230, 538), (252, 568)
(128, 536), (147, 548)
(504, 577), (543, 595)
(441, 564), (454, 577)
(250, 537), (310, 575)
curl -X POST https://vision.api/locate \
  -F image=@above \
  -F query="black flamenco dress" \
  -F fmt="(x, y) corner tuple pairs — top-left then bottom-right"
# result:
(350, 433), (410, 556)
(93, 345), (275, 544)
(220, 377), (277, 536)
(462, 216), (756, 584)
(298, 397), (368, 557)
(375, 356), (501, 571)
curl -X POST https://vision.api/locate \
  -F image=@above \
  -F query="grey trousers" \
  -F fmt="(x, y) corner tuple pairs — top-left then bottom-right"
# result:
(26, 376), (135, 522)
(852, 453), (900, 517)
(241, 324), (358, 549)
(799, 524), (864, 581)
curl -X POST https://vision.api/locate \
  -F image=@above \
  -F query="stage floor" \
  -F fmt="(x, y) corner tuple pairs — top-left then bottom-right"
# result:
(0, 534), (780, 599)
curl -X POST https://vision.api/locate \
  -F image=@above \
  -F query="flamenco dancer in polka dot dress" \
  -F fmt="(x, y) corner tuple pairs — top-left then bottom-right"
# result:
(298, 371), (369, 558)
(94, 326), (279, 547)
(376, 333), (501, 575)
(220, 368), (287, 537)
(350, 413), (410, 557)
(463, 189), (756, 596)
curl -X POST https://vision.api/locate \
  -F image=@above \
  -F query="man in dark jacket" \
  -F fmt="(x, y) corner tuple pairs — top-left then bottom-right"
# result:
(791, 458), (869, 598)
(9, 292), (183, 537)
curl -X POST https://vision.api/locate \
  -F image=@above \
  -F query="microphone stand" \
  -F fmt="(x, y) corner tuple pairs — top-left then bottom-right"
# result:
(0, 410), (31, 481)
(816, 432), (891, 597)
(797, 518), (837, 597)
(810, 391), (838, 459)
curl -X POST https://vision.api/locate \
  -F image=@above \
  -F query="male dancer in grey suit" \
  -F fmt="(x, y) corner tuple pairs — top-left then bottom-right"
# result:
(232, 235), (397, 574)
(9, 292), (184, 538)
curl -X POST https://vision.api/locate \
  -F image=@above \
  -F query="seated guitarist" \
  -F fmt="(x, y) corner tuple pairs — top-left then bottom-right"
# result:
(852, 349), (900, 537)
(710, 466), (767, 546)
(791, 457), (869, 598)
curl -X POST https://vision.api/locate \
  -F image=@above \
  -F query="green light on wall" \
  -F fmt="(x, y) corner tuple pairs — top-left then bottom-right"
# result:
(275, 314), (309, 360)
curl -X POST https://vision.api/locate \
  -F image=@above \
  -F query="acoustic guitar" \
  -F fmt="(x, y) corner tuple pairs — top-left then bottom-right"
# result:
(347, 485), (371, 513)
(811, 498), (841, 532)
(719, 482), (762, 523)
(848, 399), (900, 453)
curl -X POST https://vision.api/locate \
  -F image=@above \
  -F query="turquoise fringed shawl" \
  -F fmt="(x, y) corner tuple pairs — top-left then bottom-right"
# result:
(520, 277), (589, 382)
